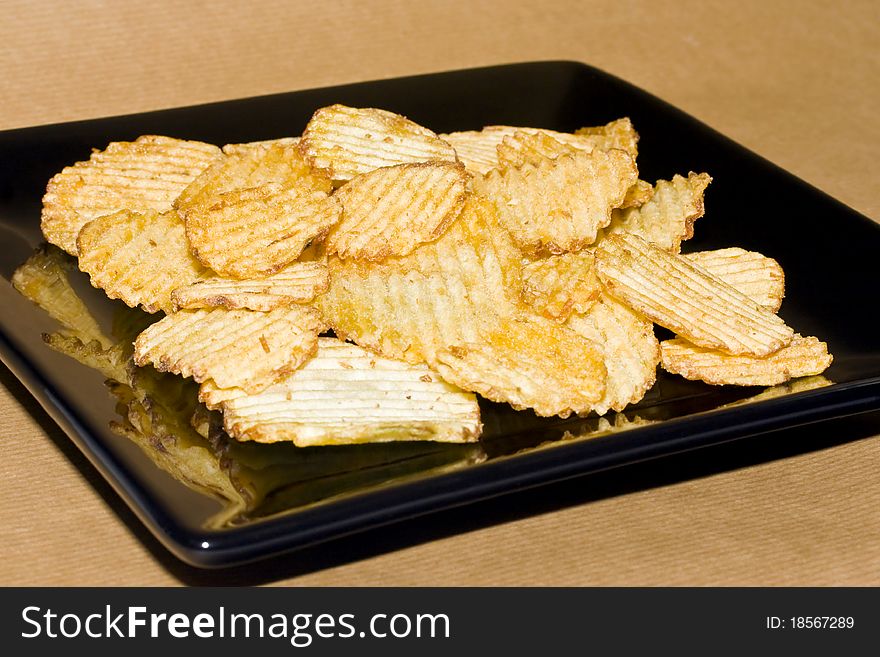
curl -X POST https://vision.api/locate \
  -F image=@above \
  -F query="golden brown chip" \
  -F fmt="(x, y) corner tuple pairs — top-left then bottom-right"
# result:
(175, 141), (331, 213)
(660, 335), (832, 386)
(566, 294), (660, 414)
(41, 135), (222, 255)
(171, 259), (329, 311)
(520, 251), (602, 321)
(619, 179), (654, 209)
(602, 172), (711, 252)
(327, 162), (468, 261)
(11, 245), (108, 345)
(496, 120), (639, 169)
(299, 104), (457, 182)
(683, 248), (785, 311)
(495, 129), (582, 169)
(76, 209), (207, 314)
(184, 182), (341, 278)
(574, 118), (640, 157)
(440, 129), (512, 175)
(133, 305), (322, 393)
(318, 195), (607, 417)
(475, 148), (637, 254)
(221, 137), (300, 156)
(199, 337), (481, 446)
(595, 233), (794, 356)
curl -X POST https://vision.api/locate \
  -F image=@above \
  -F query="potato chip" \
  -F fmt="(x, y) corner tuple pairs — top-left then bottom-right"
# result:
(475, 148), (637, 254)
(683, 247), (785, 311)
(495, 129), (581, 169)
(184, 182), (341, 278)
(520, 250), (601, 321)
(318, 195), (607, 417)
(12, 245), (108, 345)
(198, 337), (481, 446)
(221, 137), (299, 156)
(496, 120), (638, 169)
(76, 209), (207, 314)
(41, 135), (222, 255)
(619, 179), (654, 209)
(431, 315), (608, 416)
(133, 305), (322, 393)
(566, 294), (660, 414)
(602, 172), (711, 252)
(327, 162), (468, 261)
(175, 141), (331, 212)
(660, 335), (832, 386)
(171, 259), (329, 311)
(574, 118), (640, 157)
(595, 233), (793, 356)
(299, 104), (457, 182)
(440, 129), (512, 175)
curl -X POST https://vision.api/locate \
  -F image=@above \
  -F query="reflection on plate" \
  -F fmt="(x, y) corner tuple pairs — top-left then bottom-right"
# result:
(11, 244), (832, 528)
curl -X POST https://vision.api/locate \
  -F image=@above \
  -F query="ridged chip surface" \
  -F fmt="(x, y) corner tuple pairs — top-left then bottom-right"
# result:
(198, 337), (482, 446)
(184, 182), (341, 278)
(660, 335), (832, 386)
(475, 149), (637, 254)
(328, 162), (468, 261)
(171, 259), (329, 311)
(683, 248), (785, 311)
(76, 209), (207, 314)
(221, 137), (300, 156)
(41, 135), (222, 255)
(440, 129), (512, 175)
(496, 120), (638, 169)
(299, 104), (457, 182)
(595, 233), (794, 356)
(175, 141), (330, 212)
(603, 172), (711, 252)
(520, 251), (602, 321)
(133, 305), (322, 393)
(567, 294), (660, 415)
(318, 195), (607, 417)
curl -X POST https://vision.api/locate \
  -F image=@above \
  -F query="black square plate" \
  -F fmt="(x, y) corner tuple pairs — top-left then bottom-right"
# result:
(2, 62), (879, 568)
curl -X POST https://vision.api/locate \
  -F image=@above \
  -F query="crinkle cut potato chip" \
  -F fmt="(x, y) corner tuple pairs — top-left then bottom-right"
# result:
(299, 104), (457, 182)
(328, 162), (468, 261)
(41, 135), (222, 255)
(175, 141), (331, 213)
(684, 248), (785, 311)
(133, 305), (322, 393)
(574, 118), (640, 158)
(595, 233), (793, 356)
(172, 259), (329, 311)
(660, 335), (832, 386)
(476, 148), (637, 254)
(221, 137), (300, 156)
(198, 337), (482, 446)
(440, 129), (512, 175)
(184, 182), (341, 278)
(619, 179), (654, 209)
(566, 294), (660, 415)
(520, 251), (602, 321)
(318, 195), (607, 417)
(495, 120), (638, 169)
(603, 172), (711, 252)
(76, 209), (207, 314)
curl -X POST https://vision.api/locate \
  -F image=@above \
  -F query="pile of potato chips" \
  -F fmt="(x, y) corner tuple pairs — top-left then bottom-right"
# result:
(38, 104), (832, 446)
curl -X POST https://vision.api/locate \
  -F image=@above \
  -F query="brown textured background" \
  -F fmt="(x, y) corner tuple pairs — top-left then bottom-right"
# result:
(1, 0), (878, 585)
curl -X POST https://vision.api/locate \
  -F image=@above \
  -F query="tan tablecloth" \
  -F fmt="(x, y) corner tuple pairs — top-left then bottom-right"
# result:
(1, 0), (878, 585)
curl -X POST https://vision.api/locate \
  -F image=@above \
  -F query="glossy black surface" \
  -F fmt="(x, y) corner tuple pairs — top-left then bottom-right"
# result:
(1, 61), (879, 567)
